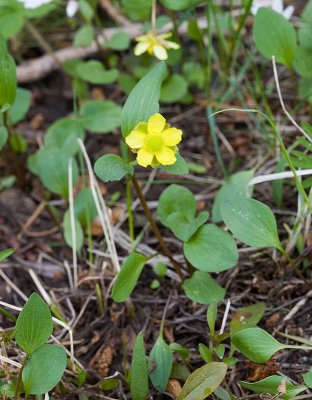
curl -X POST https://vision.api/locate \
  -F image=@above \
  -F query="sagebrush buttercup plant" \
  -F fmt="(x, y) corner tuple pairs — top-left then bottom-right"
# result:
(134, 32), (180, 61)
(125, 113), (182, 167)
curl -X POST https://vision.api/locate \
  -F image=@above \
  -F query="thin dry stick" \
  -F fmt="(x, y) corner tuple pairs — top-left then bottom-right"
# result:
(0, 355), (22, 369)
(77, 139), (120, 273)
(68, 159), (78, 289)
(0, 270), (28, 302)
(219, 299), (231, 335)
(272, 56), (312, 145)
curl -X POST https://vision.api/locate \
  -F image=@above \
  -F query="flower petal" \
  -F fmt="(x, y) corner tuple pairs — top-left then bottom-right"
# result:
(161, 128), (182, 146)
(148, 113), (166, 135)
(153, 45), (168, 60)
(155, 147), (176, 165)
(283, 5), (294, 19)
(166, 40), (180, 50)
(134, 41), (150, 56)
(137, 148), (154, 167)
(125, 130), (146, 149)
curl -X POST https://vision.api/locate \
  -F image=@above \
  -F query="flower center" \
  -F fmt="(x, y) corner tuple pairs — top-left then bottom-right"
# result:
(144, 134), (165, 153)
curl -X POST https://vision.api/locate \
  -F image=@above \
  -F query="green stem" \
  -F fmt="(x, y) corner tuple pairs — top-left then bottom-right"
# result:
(131, 175), (183, 280)
(284, 345), (312, 351)
(15, 355), (28, 400)
(151, 0), (157, 31)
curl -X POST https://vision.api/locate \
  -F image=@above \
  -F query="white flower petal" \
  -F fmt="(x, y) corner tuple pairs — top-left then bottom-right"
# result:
(66, 0), (79, 17)
(19, 0), (53, 9)
(283, 5), (295, 19)
(134, 42), (150, 56)
(153, 45), (168, 61)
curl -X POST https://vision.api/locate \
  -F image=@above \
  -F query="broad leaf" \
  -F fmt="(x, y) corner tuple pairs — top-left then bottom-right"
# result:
(8, 88), (31, 124)
(72, 188), (98, 227)
(253, 8), (297, 68)
(22, 344), (67, 395)
(80, 100), (122, 134)
(36, 149), (79, 198)
(159, 153), (189, 175)
(184, 224), (238, 272)
(303, 368), (312, 388)
(106, 32), (130, 51)
(112, 253), (147, 302)
(15, 293), (53, 354)
(177, 362), (228, 400)
(130, 332), (149, 400)
(94, 154), (133, 182)
(232, 327), (285, 363)
(74, 25), (94, 47)
(221, 197), (281, 249)
(44, 117), (85, 156)
(148, 337), (173, 392)
(239, 376), (307, 400)
(0, 127), (8, 151)
(63, 212), (84, 252)
(230, 303), (265, 334)
(167, 211), (209, 241)
(182, 271), (225, 305)
(157, 184), (196, 227)
(294, 46), (312, 79)
(212, 170), (254, 223)
(76, 60), (119, 84)
(121, 62), (167, 137)
(160, 74), (188, 103)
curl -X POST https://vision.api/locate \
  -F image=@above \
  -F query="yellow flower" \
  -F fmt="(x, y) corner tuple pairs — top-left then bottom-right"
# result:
(125, 113), (182, 168)
(134, 32), (180, 61)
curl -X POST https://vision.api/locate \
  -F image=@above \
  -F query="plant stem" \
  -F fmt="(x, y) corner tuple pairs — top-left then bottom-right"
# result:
(131, 175), (183, 280)
(15, 355), (28, 400)
(126, 178), (135, 250)
(151, 0), (157, 31)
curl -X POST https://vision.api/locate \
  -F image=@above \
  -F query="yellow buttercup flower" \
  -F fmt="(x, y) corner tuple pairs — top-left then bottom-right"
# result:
(125, 113), (182, 168)
(134, 32), (180, 61)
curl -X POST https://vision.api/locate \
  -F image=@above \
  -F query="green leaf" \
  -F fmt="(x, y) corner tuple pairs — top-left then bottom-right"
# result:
(253, 8), (297, 69)
(160, 74), (188, 103)
(72, 188), (98, 227)
(112, 253), (147, 302)
(177, 362), (228, 400)
(15, 293), (53, 354)
(76, 60), (119, 84)
(74, 25), (94, 47)
(79, 0), (94, 22)
(80, 100), (122, 134)
(8, 88), (31, 125)
(100, 378), (120, 391)
(184, 224), (238, 272)
(130, 332), (149, 400)
(160, 0), (202, 11)
(220, 197), (281, 249)
(294, 46), (312, 78)
(212, 170), (254, 223)
(0, 0), (24, 39)
(0, 126), (8, 151)
(0, 248), (15, 262)
(157, 184), (196, 227)
(36, 149), (79, 198)
(148, 337), (173, 392)
(239, 376), (307, 400)
(106, 31), (130, 51)
(44, 117), (85, 156)
(167, 211), (209, 241)
(303, 368), (312, 388)
(22, 344), (67, 395)
(230, 303), (265, 334)
(63, 212), (84, 252)
(121, 0), (152, 21)
(159, 153), (189, 175)
(94, 154), (133, 182)
(121, 62), (167, 137)
(207, 303), (217, 335)
(232, 327), (285, 363)
(182, 271), (225, 305)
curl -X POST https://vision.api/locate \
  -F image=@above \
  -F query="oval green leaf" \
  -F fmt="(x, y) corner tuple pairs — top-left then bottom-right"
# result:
(148, 336), (173, 392)
(253, 7), (297, 69)
(80, 100), (122, 134)
(22, 344), (67, 395)
(177, 362), (228, 400)
(184, 224), (238, 272)
(15, 293), (53, 354)
(94, 154), (133, 182)
(220, 197), (281, 249)
(112, 253), (147, 302)
(182, 271), (226, 305)
(232, 327), (285, 363)
(239, 376), (307, 400)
